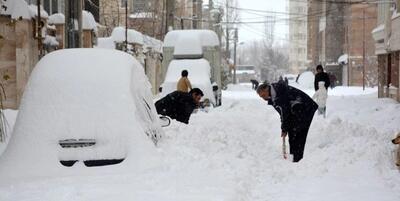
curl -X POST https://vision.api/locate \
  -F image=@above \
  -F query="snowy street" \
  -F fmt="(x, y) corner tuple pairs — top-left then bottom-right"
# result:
(0, 84), (399, 201)
(1, 0), (400, 200)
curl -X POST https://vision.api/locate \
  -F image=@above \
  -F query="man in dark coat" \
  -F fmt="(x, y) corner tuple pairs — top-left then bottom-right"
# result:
(257, 81), (318, 162)
(250, 79), (259, 90)
(155, 88), (204, 124)
(314, 65), (330, 91)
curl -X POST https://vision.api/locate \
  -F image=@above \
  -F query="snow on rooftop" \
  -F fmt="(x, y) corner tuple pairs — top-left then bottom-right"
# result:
(97, 31), (162, 53)
(111, 27), (144, 45)
(162, 59), (215, 104)
(48, 13), (65, 24)
(163, 29), (220, 47)
(0, 0), (31, 19)
(143, 35), (163, 53)
(28, 4), (48, 19)
(173, 34), (204, 57)
(82, 10), (97, 31)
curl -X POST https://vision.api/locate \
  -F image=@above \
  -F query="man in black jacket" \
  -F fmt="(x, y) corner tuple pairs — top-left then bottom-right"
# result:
(314, 65), (330, 91)
(155, 88), (204, 124)
(257, 81), (318, 162)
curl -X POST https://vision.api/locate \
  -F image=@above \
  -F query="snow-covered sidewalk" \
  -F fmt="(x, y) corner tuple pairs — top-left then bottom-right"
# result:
(0, 85), (399, 201)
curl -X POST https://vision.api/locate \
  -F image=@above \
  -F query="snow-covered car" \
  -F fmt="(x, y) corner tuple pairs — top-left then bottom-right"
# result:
(0, 49), (163, 179)
(160, 58), (219, 106)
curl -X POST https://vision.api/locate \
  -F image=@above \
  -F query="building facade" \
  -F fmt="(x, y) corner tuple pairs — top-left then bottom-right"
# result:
(343, 4), (378, 86)
(372, 0), (400, 102)
(307, 0), (377, 87)
(289, 0), (308, 74)
(98, 0), (130, 37)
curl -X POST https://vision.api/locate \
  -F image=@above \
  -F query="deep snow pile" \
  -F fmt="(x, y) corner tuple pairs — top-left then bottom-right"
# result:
(0, 84), (399, 201)
(296, 71), (315, 89)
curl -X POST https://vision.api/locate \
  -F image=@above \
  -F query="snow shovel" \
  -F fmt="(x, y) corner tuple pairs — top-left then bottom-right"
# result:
(282, 136), (288, 160)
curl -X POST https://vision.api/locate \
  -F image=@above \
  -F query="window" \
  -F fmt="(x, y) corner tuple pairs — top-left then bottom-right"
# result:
(42, 0), (59, 14)
(120, 0), (128, 8)
(85, 0), (99, 22)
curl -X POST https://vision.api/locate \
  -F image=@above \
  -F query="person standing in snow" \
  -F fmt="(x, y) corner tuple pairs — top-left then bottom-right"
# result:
(250, 79), (259, 90)
(257, 81), (318, 162)
(329, 73), (337, 89)
(155, 88), (203, 124)
(314, 65), (330, 91)
(312, 81), (328, 118)
(177, 70), (192, 92)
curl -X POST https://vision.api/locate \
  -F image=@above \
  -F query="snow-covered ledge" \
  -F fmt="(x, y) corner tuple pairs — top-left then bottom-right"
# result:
(371, 24), (387, 54)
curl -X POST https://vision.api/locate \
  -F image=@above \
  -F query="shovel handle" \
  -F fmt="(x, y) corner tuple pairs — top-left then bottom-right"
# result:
(282, 136), (288, 159)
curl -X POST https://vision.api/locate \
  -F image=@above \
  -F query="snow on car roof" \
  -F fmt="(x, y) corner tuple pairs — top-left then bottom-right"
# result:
(163, 30), (219, 57)
(163, 30), (219, 47)
(173, 34), (203, 57)
(0, 49), (161, 179)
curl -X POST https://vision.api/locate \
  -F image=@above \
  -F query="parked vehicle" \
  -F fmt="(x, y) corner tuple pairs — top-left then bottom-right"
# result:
(161, 59), (217, 106)
(0, 49), (163, 180)
(162, 29), (222, 106)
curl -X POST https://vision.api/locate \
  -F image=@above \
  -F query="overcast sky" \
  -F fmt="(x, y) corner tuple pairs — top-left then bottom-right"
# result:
(213, 0), (288, 44)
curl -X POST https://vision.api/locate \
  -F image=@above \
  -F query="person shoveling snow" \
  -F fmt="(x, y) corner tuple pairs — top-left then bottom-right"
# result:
(155, 88), (204, 124)
(257, 81), (318, 162)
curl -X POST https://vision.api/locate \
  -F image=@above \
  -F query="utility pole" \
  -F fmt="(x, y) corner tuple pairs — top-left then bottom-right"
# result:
(160, 0), (165, 39)
(225, 1), (230, 60)
(165, 0), (175, 33)
(37, 0), (43, 59)
(362, 7), (366, 90)
(181, 18), (184, 29)
(125, 0), (128, 52)
(233, 28), (238, 84)
(78, 0), (83, 48)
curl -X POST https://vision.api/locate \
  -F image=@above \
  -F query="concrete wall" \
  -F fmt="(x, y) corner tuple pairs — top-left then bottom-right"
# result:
(144, 52), (162, 94)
